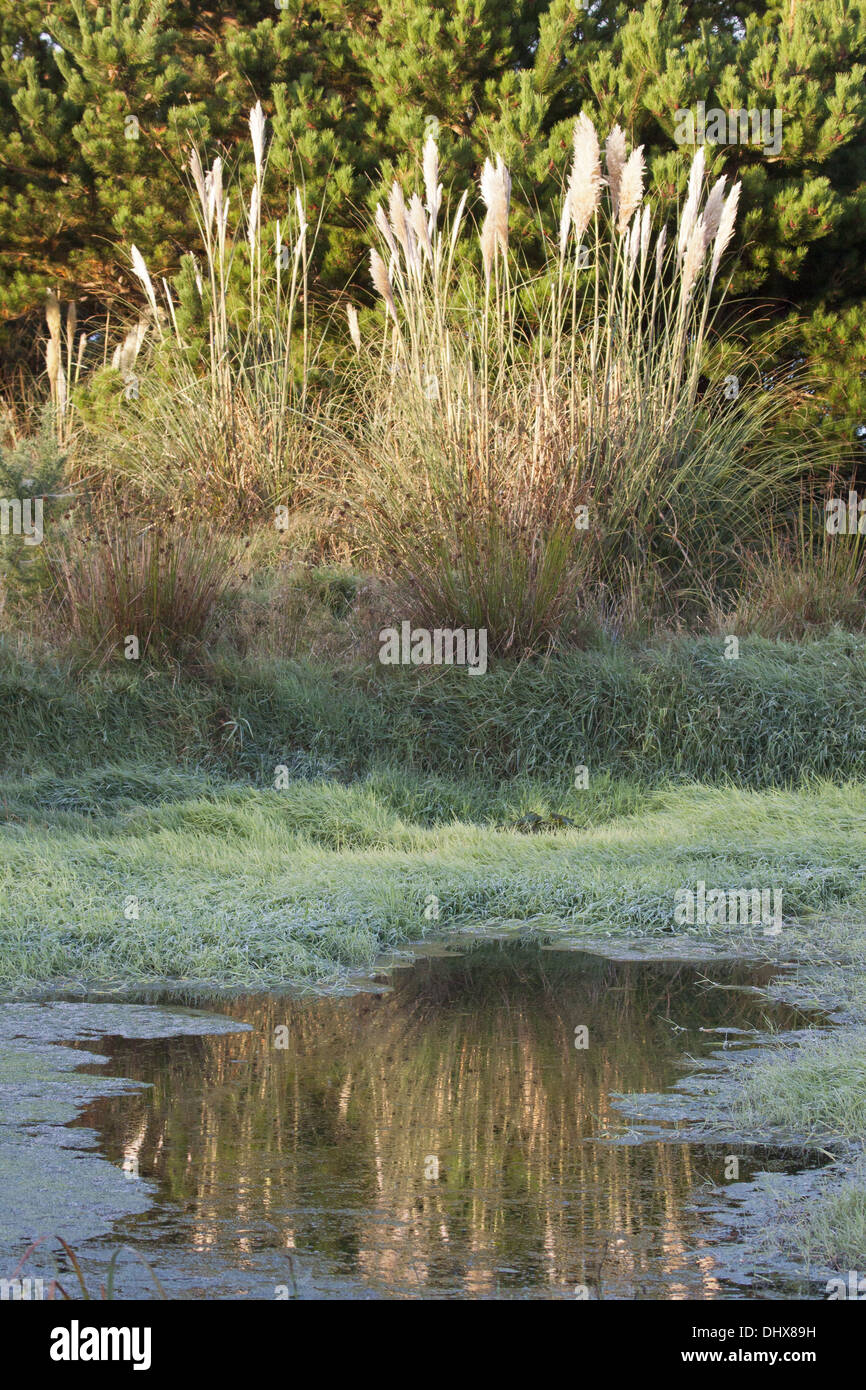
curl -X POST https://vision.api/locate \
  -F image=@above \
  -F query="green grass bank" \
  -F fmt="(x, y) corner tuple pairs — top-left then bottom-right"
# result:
(2, 628), (865, 785)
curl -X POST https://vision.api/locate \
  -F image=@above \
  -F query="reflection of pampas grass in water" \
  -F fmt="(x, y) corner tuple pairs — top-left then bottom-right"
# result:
(95, 956), (791, 1296)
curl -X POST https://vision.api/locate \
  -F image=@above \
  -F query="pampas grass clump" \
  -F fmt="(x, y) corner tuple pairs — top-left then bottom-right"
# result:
(343, 115), (816, 652)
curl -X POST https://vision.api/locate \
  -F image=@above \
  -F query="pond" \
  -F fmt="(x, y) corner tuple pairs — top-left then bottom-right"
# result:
(1, 942), (827, 1299)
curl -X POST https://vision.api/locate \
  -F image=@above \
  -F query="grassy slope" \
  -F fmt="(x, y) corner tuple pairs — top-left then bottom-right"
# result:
(1, 776), (863, 989)
(1, 629), (864, 783)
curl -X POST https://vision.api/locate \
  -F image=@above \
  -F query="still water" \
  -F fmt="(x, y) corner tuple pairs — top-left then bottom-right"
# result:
(40, 941), (825, 1300)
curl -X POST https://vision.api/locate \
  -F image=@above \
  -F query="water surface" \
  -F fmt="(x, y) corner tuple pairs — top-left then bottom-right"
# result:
(27, 941), (826, 1299)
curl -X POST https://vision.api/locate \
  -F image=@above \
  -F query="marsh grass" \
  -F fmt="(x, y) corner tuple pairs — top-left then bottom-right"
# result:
(736, 1032), (866, 1144)
(783, 1173), (866, 1273)
(1, 629), (864, 781)
(723, 500), (866, 639)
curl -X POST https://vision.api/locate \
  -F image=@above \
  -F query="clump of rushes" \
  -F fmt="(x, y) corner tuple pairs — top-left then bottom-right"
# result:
(46, 508), (243, 665)
(347, 117), (817, 653)
(723, 493), (866, 639)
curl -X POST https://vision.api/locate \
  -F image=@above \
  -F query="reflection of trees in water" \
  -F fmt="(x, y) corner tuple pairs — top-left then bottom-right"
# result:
(83, 947), (796, 1297)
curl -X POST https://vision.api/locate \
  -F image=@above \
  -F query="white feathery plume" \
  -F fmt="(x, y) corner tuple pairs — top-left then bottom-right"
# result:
(249, 101), (266, 183)
(346, 302), (361, 352)
(479, 154), (511, 276)
(375, 203), (399, 262)
(130, 244), (160, 324)
(702, 175), (727, 246)
(681, 213), (707, 302)
(423, 136), (442, 230)
(370, 248), (399, 323)
(405, 220), (421, 282)
(678, 145), (705, 258)
(205, 157), (223, 232)
(388, 181), (411, 255)
(655, 224), (668, 281)
(409, 191), (432, 262)
(710, 180), (741, 278)
(565, 112), (603, 243)
(189, 148), (208, 222)
(605, 125), (628, 218)
(616, 146), (644, 234)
